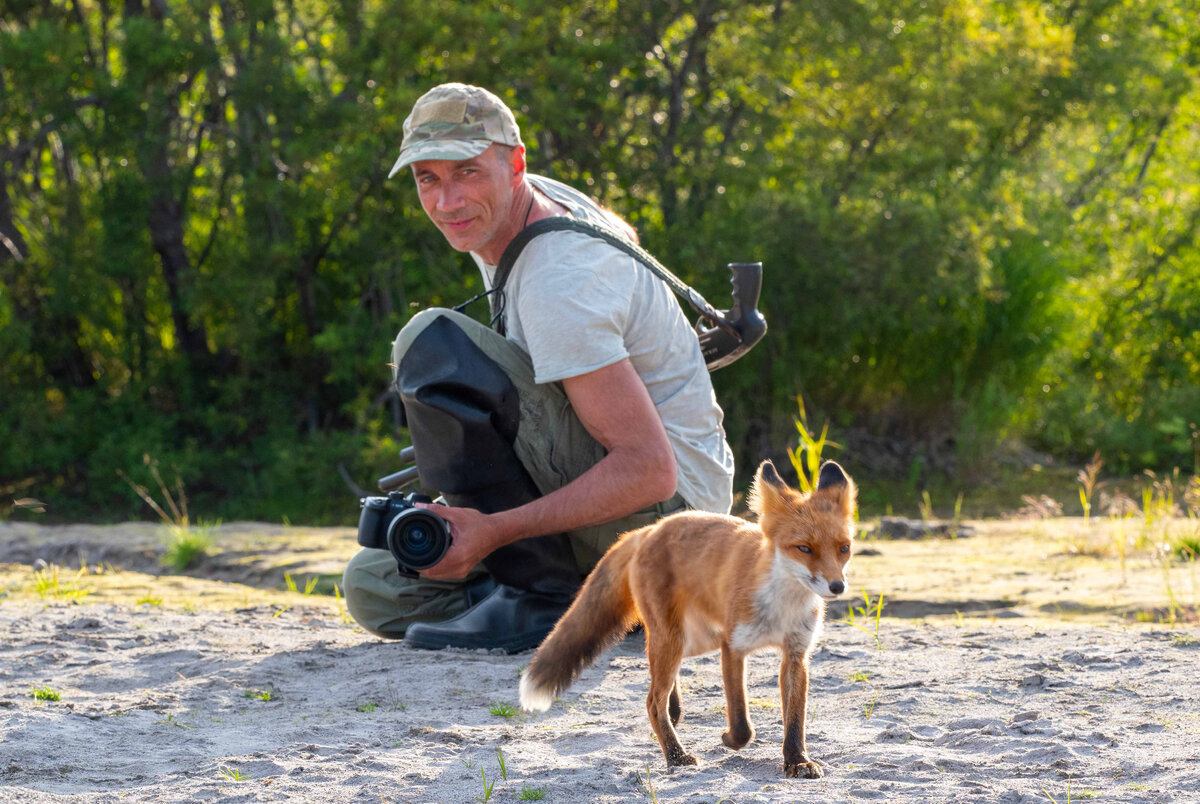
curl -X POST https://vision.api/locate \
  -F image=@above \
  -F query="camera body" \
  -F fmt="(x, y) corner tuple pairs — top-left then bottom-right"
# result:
(357, 491), (452, 577)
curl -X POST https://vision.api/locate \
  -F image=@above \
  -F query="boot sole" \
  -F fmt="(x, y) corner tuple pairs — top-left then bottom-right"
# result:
(402, 628), (549, 654)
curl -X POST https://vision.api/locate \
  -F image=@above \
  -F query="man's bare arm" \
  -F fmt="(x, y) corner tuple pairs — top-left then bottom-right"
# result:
(419, 357), (677, 579)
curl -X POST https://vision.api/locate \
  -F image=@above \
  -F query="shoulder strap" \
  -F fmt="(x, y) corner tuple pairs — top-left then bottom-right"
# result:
(484, 216), (732, 337)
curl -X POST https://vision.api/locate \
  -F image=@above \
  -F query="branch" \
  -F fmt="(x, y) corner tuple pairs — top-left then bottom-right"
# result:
(193, 162), (232, 272)
(0, 231), (24, 262)
(1064, 121), (1140, 210)
(306, 170), (379, 269)
(1131, 111), (1172, 190)
(831, 102), (901, 205)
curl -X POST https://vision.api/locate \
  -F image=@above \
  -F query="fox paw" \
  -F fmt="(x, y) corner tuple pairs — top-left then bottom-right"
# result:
(721, 727), (754, 750)
(784, 760), (823, 779)
(667, 752), (699, 768)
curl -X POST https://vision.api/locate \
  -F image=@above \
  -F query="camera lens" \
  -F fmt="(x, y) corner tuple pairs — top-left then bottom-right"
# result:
(386, 508), (450, 570)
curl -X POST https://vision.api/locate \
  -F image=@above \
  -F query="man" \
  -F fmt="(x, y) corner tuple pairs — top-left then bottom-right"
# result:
(342, 83), (734, 652)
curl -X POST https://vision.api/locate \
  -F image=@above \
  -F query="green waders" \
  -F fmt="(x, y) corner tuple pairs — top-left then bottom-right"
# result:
(341, 308), (685, 639)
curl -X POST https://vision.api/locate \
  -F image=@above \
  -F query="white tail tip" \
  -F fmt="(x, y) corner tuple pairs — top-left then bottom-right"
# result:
(519, 671), (554, 713)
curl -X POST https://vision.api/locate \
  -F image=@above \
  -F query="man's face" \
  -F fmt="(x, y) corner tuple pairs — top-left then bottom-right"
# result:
(411, 144), (521, 259)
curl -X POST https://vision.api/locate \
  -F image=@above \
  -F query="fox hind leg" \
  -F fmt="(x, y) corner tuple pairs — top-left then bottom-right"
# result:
(645, 634), (695, 767)
(668, 675), (682, 726)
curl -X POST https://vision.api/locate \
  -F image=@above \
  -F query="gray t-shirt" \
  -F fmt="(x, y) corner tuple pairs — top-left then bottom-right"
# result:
(471, 174), (734, 514)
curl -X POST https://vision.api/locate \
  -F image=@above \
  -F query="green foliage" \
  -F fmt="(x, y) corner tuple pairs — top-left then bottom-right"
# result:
(160, 526), (213, 573)
(284, 573), (320, 595)
(487, 701), (519, 718)
(1173, 534), (1200, 562)
(2, 0), (1198, 524)
(519, 783), (547, 801)
(34, 565), (93, 601)
(841, 591), (886, 651)
(218, 766), (246, 782)
(787, 397), (839, 494)
(475, 766), (495, 803)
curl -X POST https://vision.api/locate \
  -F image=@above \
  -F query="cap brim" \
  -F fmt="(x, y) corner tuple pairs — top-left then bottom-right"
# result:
(387, 139), (494, 179)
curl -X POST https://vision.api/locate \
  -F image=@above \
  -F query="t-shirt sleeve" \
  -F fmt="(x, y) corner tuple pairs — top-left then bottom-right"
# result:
(512, 237), (634, 384)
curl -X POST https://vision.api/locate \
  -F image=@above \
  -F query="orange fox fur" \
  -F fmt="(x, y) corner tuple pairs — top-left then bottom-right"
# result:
(519, 459), (857, 778)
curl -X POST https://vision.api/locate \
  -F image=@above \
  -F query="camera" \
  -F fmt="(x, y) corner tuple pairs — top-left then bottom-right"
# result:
(357, 491), (452, 577)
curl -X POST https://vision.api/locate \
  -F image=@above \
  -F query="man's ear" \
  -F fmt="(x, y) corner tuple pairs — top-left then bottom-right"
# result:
(509, 144), (527, 184)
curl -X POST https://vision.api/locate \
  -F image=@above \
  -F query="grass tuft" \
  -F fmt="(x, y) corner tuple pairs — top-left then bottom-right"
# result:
(119, 454), (215, 573)
(475, 766), (495, 802)
(487, 701), (519, 718)
(30, 686), (61, 702)
(284, 572), (320, 595)
(841, 590), (886, 650)
(33, 565), (92, 601)
(161, 525), (213, 572)
(519, 782), (547, 800)
(636, 763), (660, 803)
(1172, 533), (1200, 562)
(219, 766), (246, 782)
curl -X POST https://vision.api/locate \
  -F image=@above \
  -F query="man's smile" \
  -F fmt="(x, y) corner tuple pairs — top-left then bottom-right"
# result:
(440, 217), (476, 232)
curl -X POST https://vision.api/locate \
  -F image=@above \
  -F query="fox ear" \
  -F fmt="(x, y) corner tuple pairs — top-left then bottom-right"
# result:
(759, 460), (787, 490)
(816, 461), (848, 490)
(750, 460), (792, 517)
(815, 460), (858, 513)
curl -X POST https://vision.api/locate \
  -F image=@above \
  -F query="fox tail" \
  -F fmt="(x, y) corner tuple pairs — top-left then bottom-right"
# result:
(518, 528), (644, 713)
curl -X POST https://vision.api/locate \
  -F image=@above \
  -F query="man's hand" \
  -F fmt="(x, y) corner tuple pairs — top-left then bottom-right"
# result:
(413, 503), (500, 580)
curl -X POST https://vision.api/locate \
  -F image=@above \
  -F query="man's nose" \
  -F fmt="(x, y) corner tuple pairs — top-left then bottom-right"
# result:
(435, 182), (464, 212)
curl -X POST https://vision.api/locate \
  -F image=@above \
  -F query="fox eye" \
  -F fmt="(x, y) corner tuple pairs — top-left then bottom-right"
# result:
(796, 545), (812, 554)
(840, 544), (851, 554)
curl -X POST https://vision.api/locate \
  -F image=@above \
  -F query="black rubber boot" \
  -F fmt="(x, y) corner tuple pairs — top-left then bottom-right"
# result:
(394, 316), (580, 652)
(404, 477), (581, 653)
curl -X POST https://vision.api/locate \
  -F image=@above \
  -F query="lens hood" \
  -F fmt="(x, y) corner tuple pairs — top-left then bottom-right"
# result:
(386, 507), (452, 571)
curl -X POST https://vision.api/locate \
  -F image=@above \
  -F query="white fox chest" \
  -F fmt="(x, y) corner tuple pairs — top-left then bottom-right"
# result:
(728, 551), (825, 655)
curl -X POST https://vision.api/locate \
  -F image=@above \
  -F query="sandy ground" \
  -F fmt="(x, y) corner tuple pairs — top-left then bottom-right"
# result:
(2, 518), (1199, 803)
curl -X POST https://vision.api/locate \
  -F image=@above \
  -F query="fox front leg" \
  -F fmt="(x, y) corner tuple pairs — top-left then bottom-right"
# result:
(780, 651), (822, 778)
(719, 640), (755, 749)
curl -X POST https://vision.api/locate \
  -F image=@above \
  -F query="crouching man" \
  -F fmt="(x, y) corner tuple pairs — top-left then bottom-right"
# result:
(342, 83), (734, 652)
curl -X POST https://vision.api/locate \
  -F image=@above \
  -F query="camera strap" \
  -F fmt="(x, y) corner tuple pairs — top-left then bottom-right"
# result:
(454, 216), (736, 340)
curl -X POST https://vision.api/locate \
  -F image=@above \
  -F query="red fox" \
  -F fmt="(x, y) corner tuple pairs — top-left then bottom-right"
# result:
(519, 459), (856, 778)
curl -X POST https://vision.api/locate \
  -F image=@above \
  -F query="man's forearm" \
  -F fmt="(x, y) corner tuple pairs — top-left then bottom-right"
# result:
(482, 445), (677, 552)
(422, 357), (680, 580)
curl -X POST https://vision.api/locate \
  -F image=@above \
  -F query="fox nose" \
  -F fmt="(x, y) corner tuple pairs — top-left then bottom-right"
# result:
(828, 581), (845, 596)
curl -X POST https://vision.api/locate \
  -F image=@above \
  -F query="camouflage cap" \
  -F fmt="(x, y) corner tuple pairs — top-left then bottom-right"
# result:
(388, 83), (522, 178)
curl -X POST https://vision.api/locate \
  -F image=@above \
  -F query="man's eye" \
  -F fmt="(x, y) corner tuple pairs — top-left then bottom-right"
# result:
(796, 545), (812, 554)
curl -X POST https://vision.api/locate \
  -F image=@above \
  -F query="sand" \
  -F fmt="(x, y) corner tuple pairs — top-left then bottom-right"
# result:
(1, 518), (1198, 802)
